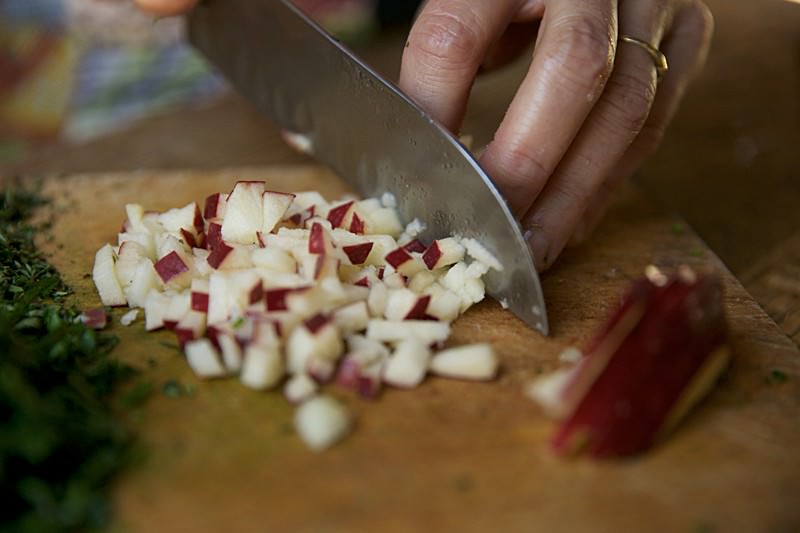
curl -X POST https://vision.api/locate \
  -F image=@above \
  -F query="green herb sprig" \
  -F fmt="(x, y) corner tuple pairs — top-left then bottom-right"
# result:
(0, 184), (140, 532)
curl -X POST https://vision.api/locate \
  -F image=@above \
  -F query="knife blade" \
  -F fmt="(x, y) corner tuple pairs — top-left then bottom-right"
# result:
(187, 0), (548, 334)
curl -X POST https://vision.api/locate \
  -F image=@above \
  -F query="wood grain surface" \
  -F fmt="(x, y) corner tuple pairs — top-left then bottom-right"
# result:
(34, 167), (800, 533)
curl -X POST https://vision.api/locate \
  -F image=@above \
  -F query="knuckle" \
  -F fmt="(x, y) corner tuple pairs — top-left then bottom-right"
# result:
(407, 11), (483, 71)
(549, 178), (590, 210)
(601, 71), (656, 136)
(545, 15), (614, 90)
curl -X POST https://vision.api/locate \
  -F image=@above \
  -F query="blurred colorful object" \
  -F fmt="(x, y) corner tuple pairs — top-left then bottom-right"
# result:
(0, 0), (415, 164)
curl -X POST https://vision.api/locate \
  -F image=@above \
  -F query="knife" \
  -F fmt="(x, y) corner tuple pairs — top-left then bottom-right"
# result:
(187, 0), (548, 335)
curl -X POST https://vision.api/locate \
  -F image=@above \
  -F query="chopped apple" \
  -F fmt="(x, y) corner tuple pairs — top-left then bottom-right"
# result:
(422, 237), (465, 270)
(326, 200), (355, 228)
(384, 247), (425, 277)
(78, 308), (108, 330)
(154, 250), (194, 289)
(191, 278), (210, 312)
(366, 319), (450, 346)
(366, 281), (388, 317)
(333, 300), (370, 334)
(93, 244), (127, 306)
(544, 269), (730, 458)
(383, 338), (431, 388)
(185, 338), (226, 378)
(174, 310), (207, 348)
(124, 260), (161, 308)
(206, 241), (253, 270)
(240, 343), (284, 390)
(384, 288), (430, 321)
(217, 332), (243, 373)
(429, 343), (498, 381)
(251, 246), (296, 273)
(294, 395), (352, 451)
(221, 180), (267, 244)
(342, 242), (373, 265)
(203, 192), (228, 220)
(262, 190), (295, 233)
(460, 237), (504, 271)
(284, 373), (318, 404)
(144, 289), (171, 331)
(162, 290), (192, 330)
(424, 283), (462, 322)
(286, 313), (344, 374)
(157, 201), (203, 237)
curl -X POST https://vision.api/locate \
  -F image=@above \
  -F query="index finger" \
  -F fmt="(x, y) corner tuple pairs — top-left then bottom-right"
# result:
(398, 0), (523, 132)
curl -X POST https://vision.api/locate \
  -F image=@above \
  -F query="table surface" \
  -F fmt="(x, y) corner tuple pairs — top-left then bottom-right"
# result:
(28, 165), (800, 532)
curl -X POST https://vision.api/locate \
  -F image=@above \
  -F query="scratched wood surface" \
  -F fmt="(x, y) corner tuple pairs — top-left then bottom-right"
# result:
(34, 167), (800, 532)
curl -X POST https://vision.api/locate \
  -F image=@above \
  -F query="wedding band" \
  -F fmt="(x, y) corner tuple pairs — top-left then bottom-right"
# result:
(620, 35), (669, 78)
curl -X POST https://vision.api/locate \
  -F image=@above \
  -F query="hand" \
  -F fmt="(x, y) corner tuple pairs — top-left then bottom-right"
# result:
(399, 0), (713, 270)
(136, 0), (713, 271)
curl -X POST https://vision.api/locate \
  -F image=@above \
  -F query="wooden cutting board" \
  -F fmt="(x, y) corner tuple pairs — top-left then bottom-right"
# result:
(35, 167), (800, 532)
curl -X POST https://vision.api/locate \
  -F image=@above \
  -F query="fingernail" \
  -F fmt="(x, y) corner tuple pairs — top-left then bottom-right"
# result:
(524, 226), (549, 272)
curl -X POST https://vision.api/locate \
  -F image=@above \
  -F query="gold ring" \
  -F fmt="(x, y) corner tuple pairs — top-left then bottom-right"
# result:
(620, 35), (669, 78)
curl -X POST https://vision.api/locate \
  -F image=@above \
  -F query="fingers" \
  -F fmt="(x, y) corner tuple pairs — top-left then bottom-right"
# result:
(479, 0), (617, 216)
(398, 0), (522, 132)
(571, 0), (714, 245)
(134, 0), (197, 17)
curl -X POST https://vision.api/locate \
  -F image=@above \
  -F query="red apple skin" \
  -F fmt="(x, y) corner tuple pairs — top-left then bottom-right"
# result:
(80, 308), (108, 330)
(180, 228), (198, 249)
(155, 251), (190, 283)
(248, 281), (264, 305)
(349, 212), (365, 234)
(377, 267), (385, 280)
(327, 201), (354, 228)
(335, 356), (360, 389)
(404, 295), (431, 320)
(305, 313), (331, 334)
(206, 241), (233, 269)
(354, 277), (370, 287)
(343, 242), (373, 265)
(357, 375), (382, 400)
(193, 204), (204, 234)
(206, 222), (223, 250)
(265, 288), (291, 311)
(403, 239), (427, 253)
(191, 292), (209, 312)
(308, 222), (329, 254)
(551, 271), (728, 458)
(204, 193), (223, 220)
(422, 241), (442, 270)
(385, 247), (412, 269)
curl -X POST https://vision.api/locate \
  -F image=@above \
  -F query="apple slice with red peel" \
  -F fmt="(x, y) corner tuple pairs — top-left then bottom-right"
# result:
(366, 319), (450, 346)
(143, 290), (170, 331)
(222, 181), (267, 244)
(205, 222), (223, 251)
(422, 237), (465, 270)
(191, 278), (210, 312)
(286, 313), (344, 374)
(537, 267), (730, 458)
(115, 241), (148, 288)
(93, 244), (127, 306)
(78, 308), (108, 330)
(154, 250), (194, 289)
(124, 260), (161, 308)
(342, 242), (374, 265)
(162, 291), (192, 330)
(207, 241), (252, 270)
(384, 247), (425, 277)
(204, 192), (228, 221)
(174, 310), (207, 349)
(384, 288), (430, 321)
(424, 284), (462, 322)
(327, 200), (355, 228)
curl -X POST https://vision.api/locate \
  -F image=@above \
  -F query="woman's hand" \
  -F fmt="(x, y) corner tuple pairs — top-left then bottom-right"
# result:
(136, 0), (713, 271)
(399, 0), (712, 270)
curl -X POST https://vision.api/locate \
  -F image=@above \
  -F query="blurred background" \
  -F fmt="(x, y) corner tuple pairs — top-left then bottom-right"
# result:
(0, 0), (798, 343)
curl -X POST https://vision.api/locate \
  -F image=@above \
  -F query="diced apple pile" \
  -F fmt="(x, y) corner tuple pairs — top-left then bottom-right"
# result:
(526, 265), (730, 458)
(93, 180), (502, 451)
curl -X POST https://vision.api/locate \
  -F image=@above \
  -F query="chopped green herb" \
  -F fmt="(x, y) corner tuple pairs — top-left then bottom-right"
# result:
(161, 379), (184, 398)
(0, 183), (137, 532)
(689, 248), (704, 257)
(670, 223), (685, 235)
(767, 369), (788, 384)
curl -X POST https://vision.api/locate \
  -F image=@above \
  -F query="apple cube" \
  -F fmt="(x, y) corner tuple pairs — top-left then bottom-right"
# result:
(174, 310), (207, 348)
(333, 300), (370, 334)
(342, 242), (374, 265)
(461, 237), (504, 271)
(366, 319), (450, 346)
(217, 331), (243, 373)
(284, 373), (318, 404)
(286, 314), (344, 374)
(154, 250), (194, 289)
(124, 260), (161, 308)
(262, 190), (295, 233)
(382, 338), (431, 388)
(185, 338), (226, 379)
(364, 206), (403, 237)
(206, 241), (253, 270)
(93, 244), (127, 306)
(222, 180), (267, 244)
(384, 247), (425, 277)
(294, 395), (352, 451)
(422, 237), (465, 270)
(118, 231), (156, 261)
(204, 192), (228, 220)
(429, 343), (499, 381)
(240, 343), (284, 390)
(251, 246), (296, 273)
(144, 289), (171, 331)
(384, 288), (430, 321)
(191, 278), (210, 312)
(163, 290), (192, 330)
(78, 308), (108, 330)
